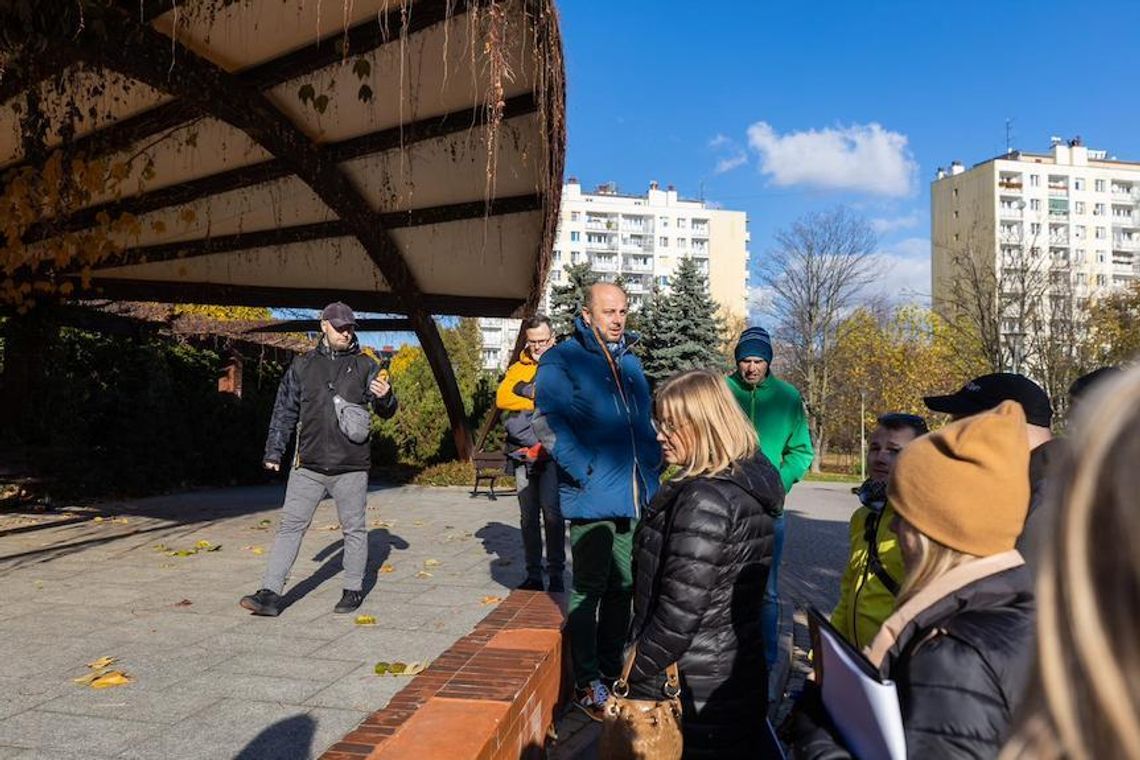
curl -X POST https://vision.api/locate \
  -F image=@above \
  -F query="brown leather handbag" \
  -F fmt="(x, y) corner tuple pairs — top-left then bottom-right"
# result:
(599, 643), (683, 760)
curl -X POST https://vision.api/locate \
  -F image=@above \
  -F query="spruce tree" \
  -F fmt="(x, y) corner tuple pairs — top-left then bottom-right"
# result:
(548, 262), (598, 337)
(639, 256), (725, 387)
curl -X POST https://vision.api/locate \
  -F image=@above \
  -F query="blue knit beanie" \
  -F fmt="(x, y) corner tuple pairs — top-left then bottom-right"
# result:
(735, 326), (773, 363)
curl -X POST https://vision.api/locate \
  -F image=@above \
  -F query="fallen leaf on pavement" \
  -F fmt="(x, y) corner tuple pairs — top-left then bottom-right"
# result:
(371, 520), (393, 529)
(251, 519), (273, 530)
(423, 559), (441, 568)
(481, 596), (503, 606)
(174, 599), (193, 607)
(93, 516), (104, 523)
(413, 520), (426, 527)
(321, 523), (340, 531)
(414, 570), (433, 579)
(73, 671), (106, 685)
(355, 615), (376, 625)
(374, 660), (429, 677)
(379, 564), (395, 574)
(86, 656), (117, 669)
(113, 517), (130, 524)
(195, 540), (212, 549)
(405, 661), (428, 676)
(90, 671), (132, 689)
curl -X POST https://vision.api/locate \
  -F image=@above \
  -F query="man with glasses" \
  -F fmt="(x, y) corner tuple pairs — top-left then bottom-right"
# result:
(240, 302), (397, 617)
(830, 412), (927, 648)
(496, 315), (564, 592)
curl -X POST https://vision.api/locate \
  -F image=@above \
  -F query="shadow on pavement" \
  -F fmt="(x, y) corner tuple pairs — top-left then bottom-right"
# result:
(275, 527), (409, 611)
(476, 520), (526, 588)
(234, 713), (315, 760)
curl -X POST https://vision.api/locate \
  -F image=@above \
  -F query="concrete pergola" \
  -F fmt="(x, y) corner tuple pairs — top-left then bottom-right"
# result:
(0, 0), (566, 457)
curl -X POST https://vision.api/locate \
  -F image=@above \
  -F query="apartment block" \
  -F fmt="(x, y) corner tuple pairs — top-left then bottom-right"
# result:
(931, 139), (1140, 356)
(479, 178), (750, 370)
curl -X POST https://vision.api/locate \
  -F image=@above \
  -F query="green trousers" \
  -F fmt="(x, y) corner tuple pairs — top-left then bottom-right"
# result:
(567, 519), (635, 688)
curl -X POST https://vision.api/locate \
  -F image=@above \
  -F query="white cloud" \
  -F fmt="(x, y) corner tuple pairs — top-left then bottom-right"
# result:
(871, 211), (922, 234)
(866, 237), (931, 304)
(714, 153), (748, 175)
(708, 133), (733, 150)
(746, 284), (776, 319)
(746, 121), (918, 197)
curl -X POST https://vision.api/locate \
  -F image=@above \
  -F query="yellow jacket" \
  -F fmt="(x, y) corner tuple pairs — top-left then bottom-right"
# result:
(496, 352), (538, 412)
(830, 501), (906, 650)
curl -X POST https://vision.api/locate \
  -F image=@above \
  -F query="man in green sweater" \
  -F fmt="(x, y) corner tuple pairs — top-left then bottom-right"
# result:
(725, 325), (814, 671)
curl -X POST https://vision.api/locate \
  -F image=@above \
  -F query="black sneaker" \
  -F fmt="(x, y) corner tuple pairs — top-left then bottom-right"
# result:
(334, 589), (365, 613)
(240, 588), (281, 617)
(517, 578), (544, 592)
(548, 576), (565, 593)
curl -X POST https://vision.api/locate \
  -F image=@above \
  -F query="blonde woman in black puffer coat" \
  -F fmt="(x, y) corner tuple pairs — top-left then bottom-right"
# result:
(624, 369), (784, 759)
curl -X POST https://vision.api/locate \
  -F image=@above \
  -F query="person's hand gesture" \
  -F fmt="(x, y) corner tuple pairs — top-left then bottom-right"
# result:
(264, 461), (280, 471)
(369, 376), (391, 398)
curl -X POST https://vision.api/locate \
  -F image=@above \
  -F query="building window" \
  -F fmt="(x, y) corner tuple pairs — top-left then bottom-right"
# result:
(676, 218), (686, 228)
(570, 211), (580, 221)
(1030, 199), (1041, 211)
(953, 233), (960, 242)
(659, 237), (669, 247)
(1096, 179), (1107, 192)
(1097, 251), (1106, 263)
(953, 187), (959, 199)
(1074, 226), (1086, 240)
(553, 250), (562, 262)
(953, 210), (959, 219)
(677, 237), (687, 248)
(570, 231), (580, 241)
(1075, 201), (1085, 214)
(1030, 175), (1040, 187)
(1097, 274), (1107, 286)
(1096, 227), (1107, 239)
(1030, 223), (1042, 235)
(552, 270), (562, 282)
(658, 217), (669, 228)
(1074, 178), (1085, 191)
(1094, 203), (1106, 216)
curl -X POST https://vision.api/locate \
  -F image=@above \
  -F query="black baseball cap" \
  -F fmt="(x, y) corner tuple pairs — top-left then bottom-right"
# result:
(320, 301), (356, 330)
(923, 372), (1053, 427)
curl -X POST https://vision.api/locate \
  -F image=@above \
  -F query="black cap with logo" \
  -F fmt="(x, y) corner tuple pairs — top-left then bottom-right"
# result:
(923, 372), (1053, 427)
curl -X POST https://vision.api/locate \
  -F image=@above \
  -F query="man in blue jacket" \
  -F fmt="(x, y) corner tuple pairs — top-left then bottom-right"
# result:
(534, 282), (662, 719)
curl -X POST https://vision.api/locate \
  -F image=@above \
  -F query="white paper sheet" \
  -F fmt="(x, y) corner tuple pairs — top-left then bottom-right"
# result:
(809, 608), (907, 760)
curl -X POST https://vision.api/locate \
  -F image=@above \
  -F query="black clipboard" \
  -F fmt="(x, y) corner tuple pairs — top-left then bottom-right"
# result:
(806, 605), (886, 685)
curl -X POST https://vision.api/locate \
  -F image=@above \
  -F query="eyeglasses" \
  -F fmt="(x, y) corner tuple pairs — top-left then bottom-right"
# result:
(525, 337), (554, 348)
(652, 418), (681, 436)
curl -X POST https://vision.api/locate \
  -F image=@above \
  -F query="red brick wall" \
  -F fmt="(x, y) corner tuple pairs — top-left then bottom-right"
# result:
(321, 591), (566, 760)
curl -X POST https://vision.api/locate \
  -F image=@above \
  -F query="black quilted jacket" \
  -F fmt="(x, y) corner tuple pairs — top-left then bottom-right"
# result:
(626, 452), (784, 759)
(790, 564), (1035, 760)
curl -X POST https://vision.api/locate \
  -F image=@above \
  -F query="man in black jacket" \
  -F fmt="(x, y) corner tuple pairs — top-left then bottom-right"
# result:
(240, 302), (397, 617)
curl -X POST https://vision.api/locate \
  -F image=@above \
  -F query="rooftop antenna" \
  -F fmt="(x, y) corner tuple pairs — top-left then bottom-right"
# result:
(1005, 118), (1014, 154)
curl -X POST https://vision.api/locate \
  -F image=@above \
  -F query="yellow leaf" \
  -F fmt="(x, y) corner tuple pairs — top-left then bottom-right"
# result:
(90, 671), (132, 689)
(195, 540), (212, 549)
(379, 564), (395, 574)
(251, 547), (265, 556)
(423, 559), (441, 568)
(93, 516), (104, 523)
(87, 656), (117, 669)
(404, 661), (428, 676)
(481, 596), (503, 606)
(355, 615), (376, 625)
(73, 670), (106, 685)
(414, 571), (433, 579)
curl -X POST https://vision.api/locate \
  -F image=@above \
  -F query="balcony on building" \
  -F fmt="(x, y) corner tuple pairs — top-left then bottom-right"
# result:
(1000, 222), (1023, 243)
(690, 219), (710, 236)
(998, 172), (1024, 191)
(590, 254), (619, 272)
(999, 200), (1024, 219)
(585, 233), (618, 252)
(620, 214), (652, 233)
(586, 214), (617, 231)
(1048, 198), (1069, 220)
(1047, 175), (1069, 197)
(622, 255), (653, 272)
(1111, 182), (1136, 201)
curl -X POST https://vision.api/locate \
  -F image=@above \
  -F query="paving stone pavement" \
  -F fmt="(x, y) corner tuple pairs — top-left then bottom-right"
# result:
(0, 481), (543, 759)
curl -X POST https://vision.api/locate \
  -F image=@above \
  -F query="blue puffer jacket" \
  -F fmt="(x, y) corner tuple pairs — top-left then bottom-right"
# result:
(533, 318), (662, 520)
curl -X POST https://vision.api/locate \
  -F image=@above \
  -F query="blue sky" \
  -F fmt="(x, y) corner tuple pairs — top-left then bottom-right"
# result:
(556, 0), (1140, 312)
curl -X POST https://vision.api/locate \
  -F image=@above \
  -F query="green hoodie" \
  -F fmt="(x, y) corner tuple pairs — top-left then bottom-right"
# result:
(725, 371), (814, 494)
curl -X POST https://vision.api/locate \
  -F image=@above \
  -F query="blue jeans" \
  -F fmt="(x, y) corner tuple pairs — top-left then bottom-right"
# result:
(515, 461), (565, 582)
(761, 514), (786, 667)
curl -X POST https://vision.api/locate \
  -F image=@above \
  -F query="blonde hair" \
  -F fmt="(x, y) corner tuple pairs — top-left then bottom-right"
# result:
(654, 369), (758, 479)
(896, 529), (977, 606)
(1001, 367), (1140, 760)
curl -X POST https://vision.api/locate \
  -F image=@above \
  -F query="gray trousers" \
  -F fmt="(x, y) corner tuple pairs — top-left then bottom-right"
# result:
(262, 467), (368, 594)
(515, 461), (565, 581)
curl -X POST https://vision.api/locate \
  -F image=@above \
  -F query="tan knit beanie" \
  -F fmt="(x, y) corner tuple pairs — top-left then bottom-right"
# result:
(888, 400), (1030, 556)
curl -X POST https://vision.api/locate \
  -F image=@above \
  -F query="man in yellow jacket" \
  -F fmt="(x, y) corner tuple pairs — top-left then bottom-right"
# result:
(496, 315), (564, 592)
(830, 412), (927, 649)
